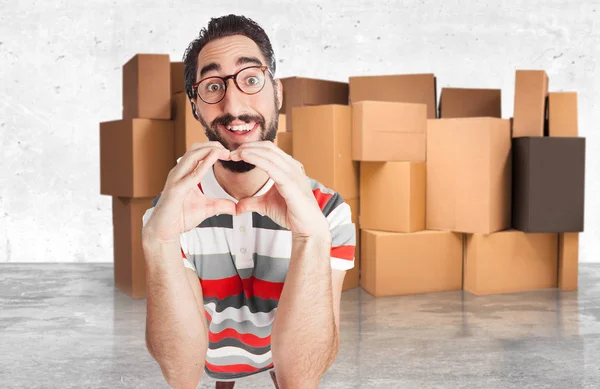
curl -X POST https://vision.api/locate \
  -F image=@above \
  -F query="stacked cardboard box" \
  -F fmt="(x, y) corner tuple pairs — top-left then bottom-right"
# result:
(101, 55), (212, 299)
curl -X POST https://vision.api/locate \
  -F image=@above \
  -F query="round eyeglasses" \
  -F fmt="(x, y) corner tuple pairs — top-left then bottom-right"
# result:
(192, 65), (272, 104)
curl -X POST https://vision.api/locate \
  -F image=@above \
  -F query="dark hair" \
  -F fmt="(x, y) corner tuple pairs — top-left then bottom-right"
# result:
(182, 14), (277, 103)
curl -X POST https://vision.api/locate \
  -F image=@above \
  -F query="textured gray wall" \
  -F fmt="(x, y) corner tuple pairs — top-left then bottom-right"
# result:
(1, 0), (598, 263)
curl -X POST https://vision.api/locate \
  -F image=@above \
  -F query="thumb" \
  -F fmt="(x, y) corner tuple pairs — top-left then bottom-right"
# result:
(237, 195), (267, 216)
(204, 198), (237, 218)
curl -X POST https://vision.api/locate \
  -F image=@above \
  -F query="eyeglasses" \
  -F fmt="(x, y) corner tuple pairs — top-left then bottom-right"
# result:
(192, 65), (272, 104)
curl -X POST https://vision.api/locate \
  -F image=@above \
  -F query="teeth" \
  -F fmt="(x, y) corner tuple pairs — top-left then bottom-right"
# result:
(226, 124), (253, 132)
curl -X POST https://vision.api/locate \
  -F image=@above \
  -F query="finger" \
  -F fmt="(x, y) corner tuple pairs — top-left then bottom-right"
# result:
(236, 194), (267, 216)
(232, 145), (293, 176)
(171, 146), (230, 182)
(184, 148), (228, 186)
(204, 197), (237, 218)
(237, 141), (304, 174)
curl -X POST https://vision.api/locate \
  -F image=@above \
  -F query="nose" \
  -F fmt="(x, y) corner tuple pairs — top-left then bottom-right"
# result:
(221, 78), (248, 118)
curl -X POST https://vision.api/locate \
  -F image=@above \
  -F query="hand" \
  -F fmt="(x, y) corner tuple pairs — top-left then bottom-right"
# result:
(231, 141), (331, 239)
(142, 142), (236, 244)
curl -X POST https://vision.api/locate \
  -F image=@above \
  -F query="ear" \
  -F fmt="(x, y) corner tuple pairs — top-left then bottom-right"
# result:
(276, 79), (283, 111)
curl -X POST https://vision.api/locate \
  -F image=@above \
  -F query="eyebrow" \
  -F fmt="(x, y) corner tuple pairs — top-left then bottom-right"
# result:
(198, 56), (264, 79)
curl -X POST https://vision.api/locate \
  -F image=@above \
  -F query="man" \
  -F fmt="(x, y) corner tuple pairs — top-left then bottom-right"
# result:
(141, 14), (355, 389)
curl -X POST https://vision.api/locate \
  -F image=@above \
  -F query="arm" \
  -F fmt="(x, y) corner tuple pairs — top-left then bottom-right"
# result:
(143, 236), (209, 389)
(271, 233), (339, 377)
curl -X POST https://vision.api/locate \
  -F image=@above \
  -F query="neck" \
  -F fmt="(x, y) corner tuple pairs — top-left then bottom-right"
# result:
(213, 161), (270, 200)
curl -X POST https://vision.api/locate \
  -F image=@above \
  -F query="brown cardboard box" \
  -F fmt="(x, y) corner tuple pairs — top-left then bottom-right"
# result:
(360, 162), (425, 232)
(171, 61), (185, 95)
(277, 113), (287, 133)
(548, 92), (578, 137)
(512, 137), (585, 232)
(558, 232), (579, 291)
(172, 92), (208, 158)
(100, 119), (175, 198)
(292, 105), (358, 200)
(342, 198), (360, 291)
(352, 101), (427, 162)
(123, 54), (171, 120)
(349, 73), (437, 119)
(512, 70), (549, 137)
(439, 87), (501, 118)
(360, 229), (462, 297)
(275, 132), (293, 156)
(280, 77), (348, 132)
(464, 230), (558, 295)
(113, 196), (154, 299)
(426, 117), (511, 234)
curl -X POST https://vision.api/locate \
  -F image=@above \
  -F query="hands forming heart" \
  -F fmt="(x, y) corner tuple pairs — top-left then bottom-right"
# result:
(142, 141), (331, 246)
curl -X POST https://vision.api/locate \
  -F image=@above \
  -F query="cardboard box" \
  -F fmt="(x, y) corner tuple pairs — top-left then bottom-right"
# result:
(280, 77), (348, 132)
(360, 229), (463, 297)
(172, 92), (208, 158)
(277, 113), (286, 133)
(292, 105), (358, 200)
(464, 230), (558, 295)
(439, 87), (501, 118)
(100, 119), (175, 198)
(113, 196), (154, 299)
(123, 54), (171, 120)
(549, 92), (578, 137)
(170, 61), (185, 95)
(512, 137), (585, 232)
(349, 73), (437, 119)
(558, 232), (579, 291)
(512, 70), (549, 137)
(352, 101), (427, 162)
(275, 132), (293, 156)
(426, 118), (512, 234)
(342, 198), (360, 291)
(360, 162), (425, 232)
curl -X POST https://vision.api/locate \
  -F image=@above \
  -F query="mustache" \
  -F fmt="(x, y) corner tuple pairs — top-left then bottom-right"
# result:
(212, 113), (265, 128)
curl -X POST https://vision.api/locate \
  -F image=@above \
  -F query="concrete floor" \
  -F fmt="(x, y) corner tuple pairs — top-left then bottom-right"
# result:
(1, 264), (600, 389)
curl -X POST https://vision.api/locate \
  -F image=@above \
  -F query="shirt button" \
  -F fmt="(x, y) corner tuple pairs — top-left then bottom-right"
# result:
(240, 226), (246, 232)
(240, 248), (246, 253)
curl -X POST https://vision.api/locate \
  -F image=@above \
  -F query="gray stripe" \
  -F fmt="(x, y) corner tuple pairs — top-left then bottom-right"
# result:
(254, 255), (290, 283)
(331, 222), (356, 247)
(207, 353), (273, 369)
(204, 293), (279, 314)
(209, 338), (271, 356)
(150, 194), (161, 207)
(252, 212), (288, 230)
(206, 365), (273, 380)
(208, 318), (274, 338)
(237, 268), (253, 279)
(188, 253), (237, 280)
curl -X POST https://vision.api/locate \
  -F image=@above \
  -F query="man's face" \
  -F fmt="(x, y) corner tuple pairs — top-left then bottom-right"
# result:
(194, 35), (282, 173)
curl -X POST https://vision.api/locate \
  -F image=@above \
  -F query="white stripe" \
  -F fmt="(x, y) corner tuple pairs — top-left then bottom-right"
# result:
(206, 347), (272, 364)
(255, 229), (292, 258)
(185, 227), (232, 255)
(205, 303), (276, 327)
(326, 202), (353, 229)
(331, 256), (355, 270)
(183, 258), (196, 271)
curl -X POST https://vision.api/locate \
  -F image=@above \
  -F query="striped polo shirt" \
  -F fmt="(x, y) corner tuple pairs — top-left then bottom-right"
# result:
(142, 163), (356, 381)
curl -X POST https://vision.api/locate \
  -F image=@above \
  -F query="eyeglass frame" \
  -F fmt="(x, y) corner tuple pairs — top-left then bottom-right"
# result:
(192, 65), (273, 105)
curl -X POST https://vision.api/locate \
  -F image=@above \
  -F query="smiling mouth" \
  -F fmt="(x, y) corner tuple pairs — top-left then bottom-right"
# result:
(220, 122), (259, 134)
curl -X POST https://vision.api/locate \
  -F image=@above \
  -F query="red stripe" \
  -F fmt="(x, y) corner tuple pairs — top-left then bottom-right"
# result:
(180, 248), (187, 259)
(198, 182), (204, 193)
(243, 277), (284, 300)
(200, 276), (244, 299)
(209, 328), (271, 348)
(205, 362), (274, 374)
(313, 188), (334, 211)
(331, 245), (355, 260)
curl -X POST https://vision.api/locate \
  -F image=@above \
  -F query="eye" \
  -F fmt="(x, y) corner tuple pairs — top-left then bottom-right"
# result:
(205, 83), (223, 92)
(245, 76), (260, 86)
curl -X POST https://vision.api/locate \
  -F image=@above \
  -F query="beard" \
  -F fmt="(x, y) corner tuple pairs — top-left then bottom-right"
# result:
(196, 92), (280, 173)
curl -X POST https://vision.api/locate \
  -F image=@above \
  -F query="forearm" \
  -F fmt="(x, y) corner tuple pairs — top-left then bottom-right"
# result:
(271, 233), (338, 375)
(143, 236), (208, 388)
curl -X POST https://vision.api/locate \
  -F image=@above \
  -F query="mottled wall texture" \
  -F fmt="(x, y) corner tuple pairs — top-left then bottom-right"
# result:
(1, 0), (598, 263)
